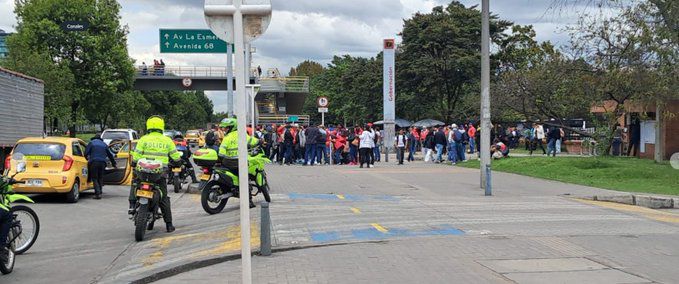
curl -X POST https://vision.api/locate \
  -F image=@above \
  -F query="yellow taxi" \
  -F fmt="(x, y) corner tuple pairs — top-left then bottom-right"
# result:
(185, 130), (204, 148)
(5, 137), (134, 203)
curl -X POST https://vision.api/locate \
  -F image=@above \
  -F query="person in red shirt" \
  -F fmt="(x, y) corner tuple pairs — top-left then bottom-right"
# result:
(467, 123), (477, 154)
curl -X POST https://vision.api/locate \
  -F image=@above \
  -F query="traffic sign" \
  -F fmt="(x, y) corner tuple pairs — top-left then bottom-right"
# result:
(288, 115), (299, 122)
(182, 78), (193, 88)
(159, 29), (233, 53)
(317, 96), (329, 107)
(318, 107), (328, 113)
(61, 21), (89, 32)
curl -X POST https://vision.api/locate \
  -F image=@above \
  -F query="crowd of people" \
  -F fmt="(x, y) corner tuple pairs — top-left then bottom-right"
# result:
(199, 120), (570, 169)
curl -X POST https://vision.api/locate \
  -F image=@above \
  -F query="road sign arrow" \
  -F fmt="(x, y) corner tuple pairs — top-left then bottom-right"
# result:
(165, 42), (170, 48)
(164, 33), (170, 40)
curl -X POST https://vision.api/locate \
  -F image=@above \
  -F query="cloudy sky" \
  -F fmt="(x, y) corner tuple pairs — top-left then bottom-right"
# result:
(0, 0), (591, 112)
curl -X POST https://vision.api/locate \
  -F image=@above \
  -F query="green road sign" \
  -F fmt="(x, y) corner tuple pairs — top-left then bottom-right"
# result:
(288, 116), (299, 122)
(159, 29), (233, 53)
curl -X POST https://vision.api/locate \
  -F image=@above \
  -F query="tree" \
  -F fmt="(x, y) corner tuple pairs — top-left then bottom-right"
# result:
(566, 3), (676, 156)
(5, 0), (135, 136)
(289, 60), (324, 78)
(398, 2), (511, 122)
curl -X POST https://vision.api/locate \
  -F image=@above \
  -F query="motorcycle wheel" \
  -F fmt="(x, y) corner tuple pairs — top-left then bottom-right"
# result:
(173, 176), (182, 193)
(11, 205), (40, 255)
(201, 181), (228, 215)
(135, 204), (149, 242)
(0, 231), (16, 274)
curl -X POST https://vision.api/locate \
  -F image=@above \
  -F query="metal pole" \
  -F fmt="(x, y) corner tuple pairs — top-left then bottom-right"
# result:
(480, 0), (492, 193)
(250, 86), (256, 130)
(321, 112), (325, 126)
(485, 164), (492, 196)
(227, 44), (234, 117)
(233, 1), (252, 282)
(260, 202), (271, 256)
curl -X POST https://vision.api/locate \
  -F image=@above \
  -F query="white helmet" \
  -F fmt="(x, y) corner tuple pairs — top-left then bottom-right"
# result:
(451, 124), (458, 129)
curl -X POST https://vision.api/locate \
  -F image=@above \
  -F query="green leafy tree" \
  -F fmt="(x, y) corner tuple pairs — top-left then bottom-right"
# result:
(6, 0), (135, 136)
(398, 1), (511, 122)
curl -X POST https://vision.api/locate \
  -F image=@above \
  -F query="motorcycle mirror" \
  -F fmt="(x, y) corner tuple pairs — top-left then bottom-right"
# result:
(16, 161), (27, 173)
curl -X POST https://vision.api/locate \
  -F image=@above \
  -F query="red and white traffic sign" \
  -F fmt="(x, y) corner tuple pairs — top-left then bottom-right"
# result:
(317, 96), (329, 107)
(182, 77), (193, 88)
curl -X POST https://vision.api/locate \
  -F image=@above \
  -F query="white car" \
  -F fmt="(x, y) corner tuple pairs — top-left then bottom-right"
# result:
(101, 129), (139, 145)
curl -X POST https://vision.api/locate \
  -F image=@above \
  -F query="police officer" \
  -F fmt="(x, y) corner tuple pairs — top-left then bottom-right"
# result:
(218, 118), (259, 208)
(130, 116), (182, 233)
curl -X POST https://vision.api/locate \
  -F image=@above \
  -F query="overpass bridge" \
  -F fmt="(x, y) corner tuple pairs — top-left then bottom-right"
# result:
(133, 66), (311, 124)
(133, 66), (309, 93)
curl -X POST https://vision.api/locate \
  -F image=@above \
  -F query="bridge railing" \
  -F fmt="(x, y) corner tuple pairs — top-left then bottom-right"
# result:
(259, 77), (309, 93)
(136, 66), (230, 77)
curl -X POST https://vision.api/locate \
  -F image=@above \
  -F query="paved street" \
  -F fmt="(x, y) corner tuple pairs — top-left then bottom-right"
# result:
(3, 160), (679, 284)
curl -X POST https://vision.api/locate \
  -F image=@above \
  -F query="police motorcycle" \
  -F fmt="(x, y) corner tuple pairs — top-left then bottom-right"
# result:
(170, 136), (191, 193)
(194, 146), (271, 215)
(1, 154), (41, 274)
(130, 156), (180, 242)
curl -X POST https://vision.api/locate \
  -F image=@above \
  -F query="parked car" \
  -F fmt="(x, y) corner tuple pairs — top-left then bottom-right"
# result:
(101, 129), (139, 145)
(5, 137), (134, 203)
(163, 130), (183, 139)
(185, 130), (203, 148)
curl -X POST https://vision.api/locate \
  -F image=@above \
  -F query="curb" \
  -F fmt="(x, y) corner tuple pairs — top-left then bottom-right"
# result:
(578, 194), (677, 209)
(129, 241), (387, 284)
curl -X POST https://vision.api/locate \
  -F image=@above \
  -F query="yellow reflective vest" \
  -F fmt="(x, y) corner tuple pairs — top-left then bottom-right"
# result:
(132, 132), (181, 165)
(219, 131), (259, 159)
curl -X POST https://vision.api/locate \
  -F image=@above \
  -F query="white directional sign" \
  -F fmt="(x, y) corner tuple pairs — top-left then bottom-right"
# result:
(318, 107), (328, 113)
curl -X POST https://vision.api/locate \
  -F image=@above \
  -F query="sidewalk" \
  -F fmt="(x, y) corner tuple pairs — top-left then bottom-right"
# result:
(147, 161), (679, 284)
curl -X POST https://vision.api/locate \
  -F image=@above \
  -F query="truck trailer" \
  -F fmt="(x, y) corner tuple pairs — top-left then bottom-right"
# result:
(0, 67), (44, 171)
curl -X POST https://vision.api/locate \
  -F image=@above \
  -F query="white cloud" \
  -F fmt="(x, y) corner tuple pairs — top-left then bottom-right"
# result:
(1, 0), (605, 112)
(0, 0), (16, 32)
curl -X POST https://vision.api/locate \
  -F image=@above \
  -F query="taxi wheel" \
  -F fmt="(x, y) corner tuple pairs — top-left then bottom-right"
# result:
(65, 179), (80, 203)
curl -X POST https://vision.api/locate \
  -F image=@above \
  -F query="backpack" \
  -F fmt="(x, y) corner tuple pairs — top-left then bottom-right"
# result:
(204, 131), (216, 146)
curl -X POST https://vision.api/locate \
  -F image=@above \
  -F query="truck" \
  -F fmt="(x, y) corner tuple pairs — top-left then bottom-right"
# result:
(0, 67), (45, 171)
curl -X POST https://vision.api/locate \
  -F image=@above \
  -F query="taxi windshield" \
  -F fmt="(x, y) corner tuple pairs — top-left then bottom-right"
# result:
(14, 143), (66, 160)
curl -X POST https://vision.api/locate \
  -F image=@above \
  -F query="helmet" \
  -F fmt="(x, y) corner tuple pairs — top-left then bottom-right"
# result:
(219, 118), (237, 130)
(147, 116), (165, 131)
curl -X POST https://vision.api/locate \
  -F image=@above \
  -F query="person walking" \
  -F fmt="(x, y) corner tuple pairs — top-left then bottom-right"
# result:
(85, 133), (117, 200)
(297, 125), (307, 164)
(547, 126), (561, 157)
(434, 127), (447, 163)
(359, 125), (375, 168)
(395, 128), (407, 165)
(407, 127), (416, 162)
(530, 124), (547, 156)
(423, 127), (435, 163)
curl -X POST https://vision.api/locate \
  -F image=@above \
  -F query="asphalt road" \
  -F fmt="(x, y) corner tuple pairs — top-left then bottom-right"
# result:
(1, 185), (167, 283)
(3, 158), (679, 284)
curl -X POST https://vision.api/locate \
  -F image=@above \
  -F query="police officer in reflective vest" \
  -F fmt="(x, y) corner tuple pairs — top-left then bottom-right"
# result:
(130, 116), (182, 233)
(218, 118), (259, 208)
